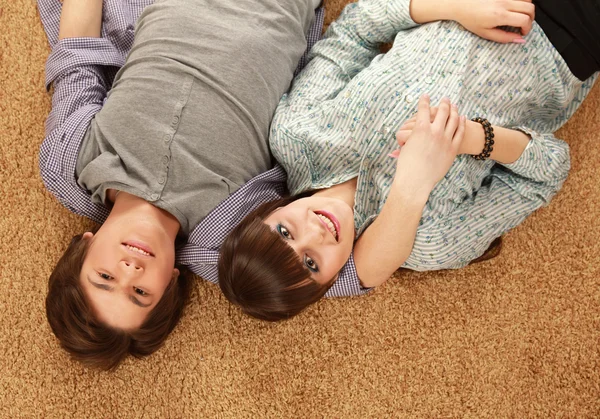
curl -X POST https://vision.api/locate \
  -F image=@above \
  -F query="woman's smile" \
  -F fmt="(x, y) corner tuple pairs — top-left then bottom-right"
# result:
(314, 210), (340, 242)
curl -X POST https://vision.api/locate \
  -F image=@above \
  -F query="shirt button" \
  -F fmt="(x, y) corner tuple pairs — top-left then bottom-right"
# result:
(162, 156), (169, 165)
(404, 94), (414, 103)
(424, 76), (433, 84)
(151, 194), (159, 200)
(172, 115), (179, 126)
(164, 134), (171, 143)
(158, 176), (165, 184)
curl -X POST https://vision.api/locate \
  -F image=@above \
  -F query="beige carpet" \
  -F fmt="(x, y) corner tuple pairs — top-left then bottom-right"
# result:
(1, 0), (599, 417)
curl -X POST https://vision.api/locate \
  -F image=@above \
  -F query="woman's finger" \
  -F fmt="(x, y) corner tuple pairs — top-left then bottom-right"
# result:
(395, 130), (411, 146)
(388, 149), (401, 159)
(415, 94), (431, 125)
(482, 28), (525, 44)
(510, 0), (535, 24)
(452, 115), (466, 153)
(444, 104), (459, 141)
(432, 98), (451, 133)
(501, 10), (533, 35)
(399, 122), (415, 131)
(403, 106), (437, 126)
(429, 107), (438, 120)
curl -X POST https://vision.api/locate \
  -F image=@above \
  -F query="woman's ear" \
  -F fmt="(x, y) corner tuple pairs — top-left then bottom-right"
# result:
(172, 268), (180, 280)
(82, 232), (94, 240)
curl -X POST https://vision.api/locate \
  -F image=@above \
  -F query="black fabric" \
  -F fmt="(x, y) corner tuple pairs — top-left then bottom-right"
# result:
(534, 0), (600, 81)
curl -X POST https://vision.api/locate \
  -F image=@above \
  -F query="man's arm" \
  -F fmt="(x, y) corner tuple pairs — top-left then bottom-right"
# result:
(38, 0), (133, 223)
(59, 0), (102, 39)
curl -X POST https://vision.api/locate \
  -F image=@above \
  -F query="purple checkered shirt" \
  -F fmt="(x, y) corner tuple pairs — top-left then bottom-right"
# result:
(38, 0), (370, 298)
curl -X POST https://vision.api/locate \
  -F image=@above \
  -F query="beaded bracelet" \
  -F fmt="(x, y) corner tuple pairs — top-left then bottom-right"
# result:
(471, 117), (494, 160)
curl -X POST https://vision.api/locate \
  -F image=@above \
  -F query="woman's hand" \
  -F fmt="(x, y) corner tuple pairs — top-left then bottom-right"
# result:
(410, 0), (535, 44)
(396, 106), (480, 155)
(453, 0), (535, 43)
(392, 95), (465, 192)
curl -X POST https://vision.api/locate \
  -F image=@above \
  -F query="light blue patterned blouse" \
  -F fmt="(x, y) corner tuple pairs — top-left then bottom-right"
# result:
(269, 0), (598, 271)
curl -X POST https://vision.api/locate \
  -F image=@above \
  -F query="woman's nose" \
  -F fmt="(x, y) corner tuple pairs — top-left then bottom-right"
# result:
(304, 223), (325, 245)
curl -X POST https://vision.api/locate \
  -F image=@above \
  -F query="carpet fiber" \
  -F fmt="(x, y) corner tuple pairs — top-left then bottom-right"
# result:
(1, 0), (599, 417)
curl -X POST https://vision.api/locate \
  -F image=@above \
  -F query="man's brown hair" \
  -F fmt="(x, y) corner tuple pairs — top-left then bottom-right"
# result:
(218, 197), (335, 322)
(45, 231), (193, 370)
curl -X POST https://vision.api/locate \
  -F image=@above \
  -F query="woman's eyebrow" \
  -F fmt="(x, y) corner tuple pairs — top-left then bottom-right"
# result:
(87, 276), (151, 308)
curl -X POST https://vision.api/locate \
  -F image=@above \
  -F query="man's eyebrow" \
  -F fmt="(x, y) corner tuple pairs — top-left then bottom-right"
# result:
(128, 295), (151, 308)
(87, 275), (113, 291)
(87, 276), (151, 308)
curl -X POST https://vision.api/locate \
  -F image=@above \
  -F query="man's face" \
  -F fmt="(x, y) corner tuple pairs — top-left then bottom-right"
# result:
(79, 213), (179, 330)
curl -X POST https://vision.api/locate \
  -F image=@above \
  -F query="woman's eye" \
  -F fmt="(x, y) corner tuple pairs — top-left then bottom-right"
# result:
(98, 272), (112, 280)
(134, 287), (148, 296)
(277, 224), (292, 239)
(304, 255), (319, 273)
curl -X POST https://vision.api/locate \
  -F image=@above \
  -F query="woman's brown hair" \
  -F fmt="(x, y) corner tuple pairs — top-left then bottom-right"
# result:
(218, 197), (335, 322)
(45, 230), (193, 370)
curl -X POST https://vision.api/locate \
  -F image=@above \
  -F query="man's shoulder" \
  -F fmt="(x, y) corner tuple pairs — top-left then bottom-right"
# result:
(187, 165), (287, 248)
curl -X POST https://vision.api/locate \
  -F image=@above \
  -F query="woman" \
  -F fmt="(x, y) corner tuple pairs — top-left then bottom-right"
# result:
(218, 0), (599, 321)
(40, 0), (323, 369)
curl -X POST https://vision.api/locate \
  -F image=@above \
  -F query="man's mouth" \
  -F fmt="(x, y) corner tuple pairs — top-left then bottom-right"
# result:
(122, 241), (155, 257)
(314, 210), (340, 242)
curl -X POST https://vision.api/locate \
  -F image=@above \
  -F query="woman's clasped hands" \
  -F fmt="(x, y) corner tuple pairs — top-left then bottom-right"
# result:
(390, 95), (465, 193)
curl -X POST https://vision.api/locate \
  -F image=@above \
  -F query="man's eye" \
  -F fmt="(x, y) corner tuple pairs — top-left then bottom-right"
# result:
(304, 255), (319, 273)
(98, 272), (112, 280)
(134, 287), (148, 296)
(277, 224), (292, 239)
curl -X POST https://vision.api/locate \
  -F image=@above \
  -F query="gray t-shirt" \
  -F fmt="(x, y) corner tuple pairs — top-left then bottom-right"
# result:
(76, 0), (315, 235)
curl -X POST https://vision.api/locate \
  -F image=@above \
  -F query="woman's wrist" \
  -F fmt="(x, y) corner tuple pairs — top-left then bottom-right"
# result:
(461, 120), (486, 155)
(409, 0), (453, 24)
(461, 120), (531, 164)
(392, 171), (432, 206)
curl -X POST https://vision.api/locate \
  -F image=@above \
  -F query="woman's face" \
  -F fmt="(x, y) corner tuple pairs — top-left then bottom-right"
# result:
(263, 196), (355, 284)
(79, 212), (179, 330)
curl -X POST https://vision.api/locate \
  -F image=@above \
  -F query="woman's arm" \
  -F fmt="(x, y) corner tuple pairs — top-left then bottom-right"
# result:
(279, 0), (534, 111)
(461, 122), (530, 164)
(397, 110), (532, 163)
(353, 96), (465, 288)
(412, 0), (535, 43)
(396, 124), (569, 271)
(279, 0), (420, 108)
(407, 127), (570, 271)
(389, 105), (570, 271)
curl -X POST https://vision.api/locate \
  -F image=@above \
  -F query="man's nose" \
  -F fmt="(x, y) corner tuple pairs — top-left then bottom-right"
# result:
(119, 260), (144, 275)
